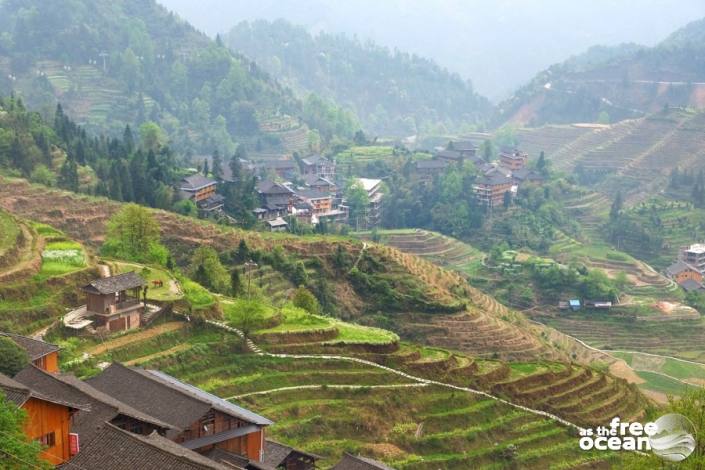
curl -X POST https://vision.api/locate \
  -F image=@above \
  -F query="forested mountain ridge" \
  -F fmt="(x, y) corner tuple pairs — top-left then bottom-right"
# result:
(0, 0), (357, 155)
(225, 19), (492, 137)
(497, 17), (705, 126)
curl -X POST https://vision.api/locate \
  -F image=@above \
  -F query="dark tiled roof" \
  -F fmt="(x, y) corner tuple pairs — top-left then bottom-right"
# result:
(0, 332), (59, 361)
(258, 159), (297, 170)
(257, 180), (294, 195)
(295, 189), (331, 200)
(203, 448), (253, 469)
(88, 364), (272, 432)
(0, 371), (85, 410)
(59, 423), (233, 470)
(14, 365), (171, 443)
(146, 369), (272, 426)
(262, 440), (319, 469)
(82, 272), (146, 295)
(181, 174), (217, 191)
(415, 159), (448, 170)
(680, 279), (703, 292)
(301, 155), (331, 166)
(181, 424), (259, 450)
(303, 174), (334, 186)
(476, 172), (514, 186)
(87, 364), (212, 431)
(436, 149), (462, 160)
(667, 260), (697, 276)
(332, 453), (396, 470)
(449, 140), (476, 151)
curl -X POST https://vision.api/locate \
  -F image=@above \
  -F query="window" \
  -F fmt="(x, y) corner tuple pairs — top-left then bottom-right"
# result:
(39, 432), (56, 448)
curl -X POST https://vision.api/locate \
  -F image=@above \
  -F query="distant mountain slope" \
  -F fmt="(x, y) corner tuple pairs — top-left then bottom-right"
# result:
(225, 19), (492, 137)
(498, 18), (705, 126)
(0, 0), (352, 155)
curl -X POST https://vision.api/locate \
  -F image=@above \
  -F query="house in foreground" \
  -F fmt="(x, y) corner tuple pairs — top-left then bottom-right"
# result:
(0, 372), (84, 465)
(87, 363), (273, 462)
(0, 332), (60, 373)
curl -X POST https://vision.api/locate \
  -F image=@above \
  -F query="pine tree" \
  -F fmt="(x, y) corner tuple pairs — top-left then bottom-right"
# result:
(202, 158), (209, 177)
(610, 191), (623, 220)
(212, 150), (223, 180)
(58, 156), (79, 191)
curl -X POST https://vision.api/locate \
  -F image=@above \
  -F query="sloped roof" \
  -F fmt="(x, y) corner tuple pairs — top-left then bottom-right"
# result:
(88, 364), (272, 432)
(332, 453), (396, 470)
(0, 332), (59, 361)
(679, 279), (704, 292)
(257, 180), (294, 195)
(295, 189), (331, 200)
(436, 149), (462, 160)
(415, 159), (448, 170)
(303, 174), (335, 186)
(14, 365), (171, 443)
(262, 440), (319, 468)
(476, 172), (514, 186)
(258, 159), (297, 170)
(667, 260), (698, 276)
(449, 140), (476, 151)
(0, 371), (85, 410)
(357, 178), (382, 192)
(302, 155), (331, 166)
(58, 423), (233, 470)
(82, 272), (146, 295)
(181, 174), (217, 191)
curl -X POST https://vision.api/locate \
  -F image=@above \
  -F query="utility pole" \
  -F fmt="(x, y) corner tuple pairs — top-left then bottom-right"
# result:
(99, 52), (108, 72)
(244, 260), (258, 298)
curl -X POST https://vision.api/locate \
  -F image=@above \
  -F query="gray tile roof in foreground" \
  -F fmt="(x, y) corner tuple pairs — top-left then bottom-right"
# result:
(0, 332), (59, 360)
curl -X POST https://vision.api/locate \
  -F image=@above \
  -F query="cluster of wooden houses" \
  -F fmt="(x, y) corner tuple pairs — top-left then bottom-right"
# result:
(0, 333), (395, 470)
(178, 154), (384, 232)
(415, 140), (543, 208)
(666, 243), (705, 292)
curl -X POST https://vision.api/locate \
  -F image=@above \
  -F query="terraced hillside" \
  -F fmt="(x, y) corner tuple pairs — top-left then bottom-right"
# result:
(515, 109), (705, 201)
(0, 177), (561, 362)
(57, 317), (644, 468)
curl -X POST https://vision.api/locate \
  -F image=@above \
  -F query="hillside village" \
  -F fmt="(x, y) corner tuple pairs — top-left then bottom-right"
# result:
(3, 1), (705, 470)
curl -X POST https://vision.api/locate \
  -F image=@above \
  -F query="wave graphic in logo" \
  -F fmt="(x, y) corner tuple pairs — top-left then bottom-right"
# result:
(649, 414), (696, 462)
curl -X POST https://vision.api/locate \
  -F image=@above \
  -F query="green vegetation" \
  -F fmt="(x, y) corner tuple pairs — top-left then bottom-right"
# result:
(328, 321), (399, 345)
(0, 337), (29, 377)
(0, 392), (52, 469)
(178, 275), (216, 311)
(634, 371), (698, 397)
(37, 239), (86, 280)
(111, 261), (182, 302)
(0, 211), (20, 257)
(226, 19), (490, 136)
(101, 204), (168, 265)
(189, 246), (230, 295)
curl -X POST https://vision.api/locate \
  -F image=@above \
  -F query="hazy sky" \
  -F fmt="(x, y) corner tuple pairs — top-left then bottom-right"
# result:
(159, 0), (705, 100)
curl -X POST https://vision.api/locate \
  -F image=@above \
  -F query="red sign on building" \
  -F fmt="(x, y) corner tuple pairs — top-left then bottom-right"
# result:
(69, 433), (80, 456)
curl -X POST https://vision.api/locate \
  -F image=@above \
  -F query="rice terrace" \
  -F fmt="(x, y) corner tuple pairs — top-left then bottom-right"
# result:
(2, 1), (705, 469)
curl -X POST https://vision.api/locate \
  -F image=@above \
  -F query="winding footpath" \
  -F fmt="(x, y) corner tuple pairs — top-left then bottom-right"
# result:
(204, 319), (586, 432)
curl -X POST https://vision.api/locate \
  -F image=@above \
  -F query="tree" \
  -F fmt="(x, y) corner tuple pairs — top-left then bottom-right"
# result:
(29, 164), (56, 187)
(188, 246), (230, 294)
(58, 157), (79, 192)
(609, 191), (623, 221)
(537, 151), (547, 176)
(211, 151), (223, 180)
(230, 268), (242, 296)
(139, 122), (165, 153)
(202, 158), (209, 177)
(173, 199), (198, 217)
(224, 298), (266, 336)
(481, 139), (493, 162)
(503, 190), (512, 209)
(102, 204), (167, 264)
(0, 392), (51, 470)
(0, 338), (28, 377)
(292, 286), (320, 315)
(345, 180), (370, 230)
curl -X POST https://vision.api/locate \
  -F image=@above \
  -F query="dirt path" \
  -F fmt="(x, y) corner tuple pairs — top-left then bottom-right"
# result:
(609, 360), (644, 385)
(124, 343), (191, 366)
(87, 322), (184, 356)
(228, 382), (429, 400)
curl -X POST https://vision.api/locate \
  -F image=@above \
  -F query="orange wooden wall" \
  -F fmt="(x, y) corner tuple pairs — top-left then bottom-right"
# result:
(22, 397), (72, 465)
(33, 352), (59, 373)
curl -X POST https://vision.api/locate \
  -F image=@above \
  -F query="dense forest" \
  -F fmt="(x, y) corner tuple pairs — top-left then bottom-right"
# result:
(225, 19), (492, 137)
(0, 95), (259, 224)
(497, 18), (705, 126)
(0, 0), (358, 156)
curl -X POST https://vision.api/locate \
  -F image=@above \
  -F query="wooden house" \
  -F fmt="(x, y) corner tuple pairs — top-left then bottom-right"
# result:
(0, 332), (60, 373)
(257, 159), (299, 180)
(667, 260), (704, 285)
(447, 140), (477, 159)
(87, 363), (273, 463)
(15, 365), (171, 447)
(180, 174), (218, 204)
(499, 149), (528, 170)
(81, 272), (146, 333)
(0, 373), (83, 466)
(415, 159), (449, 182)
(261, 440), (319, 470)
(303, 174), (337, 194)
(301, 155), (336, 180)
(472, 172), (516, 208)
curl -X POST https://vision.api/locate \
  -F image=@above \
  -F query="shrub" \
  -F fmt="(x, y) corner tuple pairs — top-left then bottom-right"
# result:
(0, 337), (29, 376)
(292, 286), (320, 315)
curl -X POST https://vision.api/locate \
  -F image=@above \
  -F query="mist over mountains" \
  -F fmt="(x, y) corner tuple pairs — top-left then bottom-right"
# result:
(157, 0), (705, 100)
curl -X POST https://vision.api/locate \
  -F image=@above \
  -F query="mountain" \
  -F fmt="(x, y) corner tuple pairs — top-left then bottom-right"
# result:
(224, 19), (492, 137)
(0, 0), (356, 156)
(497, 18), (705, 127)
